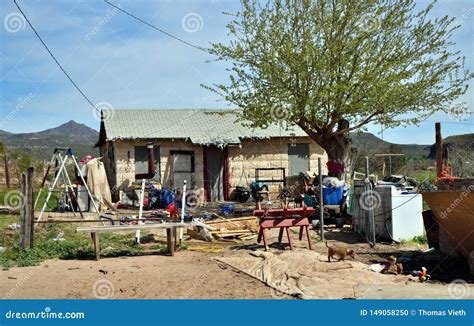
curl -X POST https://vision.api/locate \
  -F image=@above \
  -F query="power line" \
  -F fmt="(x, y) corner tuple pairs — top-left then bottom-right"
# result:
(424, 120), (474, 126)
(104, 0), (209, 54)
(13, 0), (98, 112)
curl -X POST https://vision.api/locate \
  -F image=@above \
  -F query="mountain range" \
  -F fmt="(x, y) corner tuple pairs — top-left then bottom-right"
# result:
(0, 121), (99, 160)
(0, 120), (472, 161)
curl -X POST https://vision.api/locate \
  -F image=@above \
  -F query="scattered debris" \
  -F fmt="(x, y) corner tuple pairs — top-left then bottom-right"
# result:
(52, 231), (65, 242)
(99, 269), (108, 275)
(412, 267), (430, 282)
(8, 223), (20, 230)
(204, 215), (258, 240)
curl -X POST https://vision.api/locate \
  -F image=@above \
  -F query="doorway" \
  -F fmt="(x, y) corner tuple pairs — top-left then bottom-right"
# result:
(204, 146), (228, 201)
(170, 150), (194, 190)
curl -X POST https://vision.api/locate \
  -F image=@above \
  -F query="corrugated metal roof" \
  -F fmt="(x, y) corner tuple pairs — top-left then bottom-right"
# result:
(103, 109), (307, 145)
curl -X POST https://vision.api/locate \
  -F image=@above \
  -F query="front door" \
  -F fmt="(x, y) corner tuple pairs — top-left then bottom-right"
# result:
(204, 146), (225, 201)
(288, 143), (310, 176)
(170, 151), (194, 190)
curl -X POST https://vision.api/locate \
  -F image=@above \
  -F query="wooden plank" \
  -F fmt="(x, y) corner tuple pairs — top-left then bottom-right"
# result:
(77, 223), (186, 233)
(204, 216), (257, 224)
(260, 217), (310, 228)
(253, 207), (315, 217)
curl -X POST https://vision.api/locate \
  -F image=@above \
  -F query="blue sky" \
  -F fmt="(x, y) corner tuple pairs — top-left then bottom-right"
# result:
(0, 0), (472, 145)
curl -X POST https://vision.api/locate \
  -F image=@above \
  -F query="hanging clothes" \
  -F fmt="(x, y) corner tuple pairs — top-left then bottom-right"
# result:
(86, 158), (112, 212)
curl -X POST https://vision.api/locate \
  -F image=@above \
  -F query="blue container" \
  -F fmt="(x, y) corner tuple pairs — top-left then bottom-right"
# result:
(322, 186), (344, 205)
(220, 204), (234, 216)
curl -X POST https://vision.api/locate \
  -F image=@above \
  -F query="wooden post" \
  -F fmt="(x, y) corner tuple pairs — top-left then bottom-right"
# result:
(19, 167), (34, 249)
(435, 122), (443, 176)
(166, 228), (174, 256)
(4, 154), (10, 188)
(91, 232), (100, 261)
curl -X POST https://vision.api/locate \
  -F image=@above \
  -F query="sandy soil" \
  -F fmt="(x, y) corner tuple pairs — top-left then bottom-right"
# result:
(0, 251), (273, 299)
(1, 225), (469, 299)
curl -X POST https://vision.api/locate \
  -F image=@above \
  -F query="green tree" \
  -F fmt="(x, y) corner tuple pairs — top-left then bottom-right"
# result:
(207, 0), (472, 177)
(17, 154), (33, 176)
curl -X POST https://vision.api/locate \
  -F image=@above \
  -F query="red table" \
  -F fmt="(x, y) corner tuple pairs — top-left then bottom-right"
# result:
(253, 206), (315, 251)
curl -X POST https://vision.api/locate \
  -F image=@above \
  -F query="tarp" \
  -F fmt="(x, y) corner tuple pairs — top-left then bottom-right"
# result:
(215, 250), (405, 299)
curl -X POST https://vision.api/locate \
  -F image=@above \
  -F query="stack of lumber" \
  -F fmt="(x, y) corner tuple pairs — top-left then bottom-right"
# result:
(204, 215), (259, 240)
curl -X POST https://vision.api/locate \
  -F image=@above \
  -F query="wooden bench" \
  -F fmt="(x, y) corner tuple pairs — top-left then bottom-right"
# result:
(77, 223), (186, 260)
(254, 206), (315, 251)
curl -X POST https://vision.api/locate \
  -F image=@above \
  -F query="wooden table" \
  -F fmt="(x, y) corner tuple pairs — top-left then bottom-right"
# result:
(254, 206), (314, 251)
(77, 223), (186, 260)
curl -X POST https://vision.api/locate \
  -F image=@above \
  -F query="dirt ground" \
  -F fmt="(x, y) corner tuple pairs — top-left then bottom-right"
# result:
(1, 225), (471, 299)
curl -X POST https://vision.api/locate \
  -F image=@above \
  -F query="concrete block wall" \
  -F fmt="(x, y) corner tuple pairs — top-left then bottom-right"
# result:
(108, 136), (327, 202)
(228, 137), (327, 194)
(112, 139), (205, 192)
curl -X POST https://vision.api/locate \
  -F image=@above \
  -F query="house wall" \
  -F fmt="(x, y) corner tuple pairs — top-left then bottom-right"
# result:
(109, 139), (205, 194)
(106, 137), (327, 202)
(228, 137), (327, 195)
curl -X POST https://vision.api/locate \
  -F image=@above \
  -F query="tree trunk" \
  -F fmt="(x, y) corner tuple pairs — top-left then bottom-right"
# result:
(311, 134), (352, 179)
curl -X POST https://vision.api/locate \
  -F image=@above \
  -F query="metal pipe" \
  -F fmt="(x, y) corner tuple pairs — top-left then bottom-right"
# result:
(365, 156), (376, 247)
(179, 180), (187, 242)
(136, 178), (146, 244)
(318, 158), (324, 241)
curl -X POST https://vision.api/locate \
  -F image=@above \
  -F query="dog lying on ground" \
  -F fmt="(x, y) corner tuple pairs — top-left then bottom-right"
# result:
(325, 241), (355, 262)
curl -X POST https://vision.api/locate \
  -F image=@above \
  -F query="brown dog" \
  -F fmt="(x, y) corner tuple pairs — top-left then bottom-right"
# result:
(325, 241), (355, 262)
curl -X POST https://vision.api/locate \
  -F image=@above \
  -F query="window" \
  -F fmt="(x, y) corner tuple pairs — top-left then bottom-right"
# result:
(135, 146), (160, 180)
(288, 143), (310, 176)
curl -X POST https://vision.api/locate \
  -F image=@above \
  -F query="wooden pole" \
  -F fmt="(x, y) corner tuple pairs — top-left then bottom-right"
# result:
(4, 154), (10, 188)
(19, 167), (34, 249)
(435, 122), (443, 176)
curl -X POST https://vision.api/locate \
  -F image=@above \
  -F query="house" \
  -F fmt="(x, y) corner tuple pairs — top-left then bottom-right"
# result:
(97, 109), (327, 202)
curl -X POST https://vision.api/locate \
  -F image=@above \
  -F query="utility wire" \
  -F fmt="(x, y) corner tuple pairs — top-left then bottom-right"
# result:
(13, 0), (98, 112)
(104, 0), (209, 54)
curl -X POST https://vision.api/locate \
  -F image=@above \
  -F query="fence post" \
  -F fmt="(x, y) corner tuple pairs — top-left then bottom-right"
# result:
(19, 167), (34, 249)
(4, 154), (10, 188)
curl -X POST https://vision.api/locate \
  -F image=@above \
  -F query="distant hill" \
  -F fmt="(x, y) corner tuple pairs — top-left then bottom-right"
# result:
(428, 133), (474, 159)
(350, 132), (432, 157)
(0, 121), (470, 162)
(0, 121), (99, 161)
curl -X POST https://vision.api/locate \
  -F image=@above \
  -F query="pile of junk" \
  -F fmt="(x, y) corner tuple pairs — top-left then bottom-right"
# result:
(283, 172), (350, 228)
